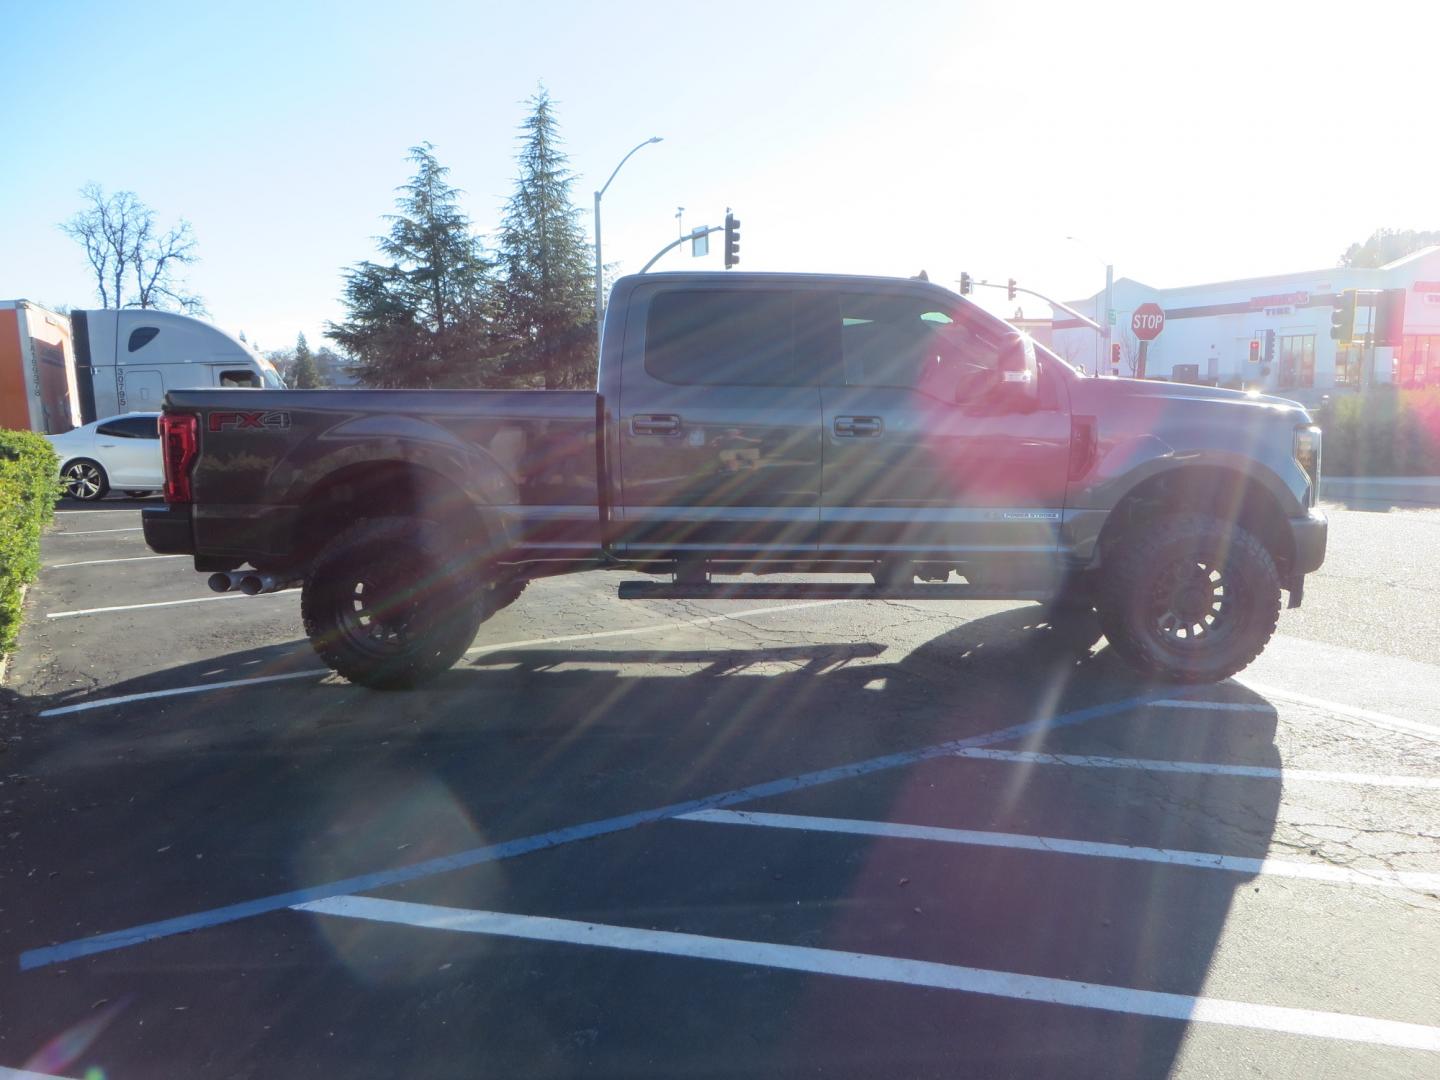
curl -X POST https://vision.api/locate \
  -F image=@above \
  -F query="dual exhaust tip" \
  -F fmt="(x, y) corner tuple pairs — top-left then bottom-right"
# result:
(208, 571), (298, 596)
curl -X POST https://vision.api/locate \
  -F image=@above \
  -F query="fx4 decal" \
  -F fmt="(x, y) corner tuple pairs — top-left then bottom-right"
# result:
(208, 410), (292, 432)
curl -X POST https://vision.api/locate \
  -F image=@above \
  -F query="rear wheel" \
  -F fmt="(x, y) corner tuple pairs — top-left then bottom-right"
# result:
(301, 517), (490, 689)
(1096, 513), (1280, 683)
(61, 459), (109, 501)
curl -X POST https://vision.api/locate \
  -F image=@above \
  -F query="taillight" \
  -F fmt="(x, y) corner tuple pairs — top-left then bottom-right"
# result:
(161, 413), (198, 504)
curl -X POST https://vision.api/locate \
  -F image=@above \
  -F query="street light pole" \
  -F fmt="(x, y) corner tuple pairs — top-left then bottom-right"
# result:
(594, 136), (663, 354)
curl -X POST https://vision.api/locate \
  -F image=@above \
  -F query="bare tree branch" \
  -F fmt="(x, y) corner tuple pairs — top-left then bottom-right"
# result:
(1121, 329), (1142, 376)
(58, 184), (204, 312)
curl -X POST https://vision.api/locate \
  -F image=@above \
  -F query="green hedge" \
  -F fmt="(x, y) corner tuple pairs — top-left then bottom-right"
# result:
(1313, 389), (1440, 477)
(0, 429), (61, 655)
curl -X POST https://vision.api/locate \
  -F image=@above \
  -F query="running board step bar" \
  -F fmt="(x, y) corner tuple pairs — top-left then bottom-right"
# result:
(617, 582), (1054, 601)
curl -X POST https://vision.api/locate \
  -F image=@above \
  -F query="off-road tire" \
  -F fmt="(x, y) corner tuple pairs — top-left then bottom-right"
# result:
(488, 578), (527, 614)
(301, 517), (489, 690)
(1097, 513), (1281, 683)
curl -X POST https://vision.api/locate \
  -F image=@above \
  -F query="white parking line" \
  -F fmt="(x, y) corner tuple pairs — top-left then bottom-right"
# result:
(952, 747), (1440, 791)
(54, 527), (144, 535)
(35, 600), (849, 717)
(39, 669), (328, 717)
(48, 554), (188, 569)
(1153, 700), (1269, 712)
(296, 895), (1440, 1053)
(679, 809), (1440, 893)
(1237, 680), (1440, 742)
(45, 593), (275, 619)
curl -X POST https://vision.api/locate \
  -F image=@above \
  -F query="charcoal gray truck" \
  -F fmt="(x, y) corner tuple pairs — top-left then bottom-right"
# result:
(142, 272), (1327, 688)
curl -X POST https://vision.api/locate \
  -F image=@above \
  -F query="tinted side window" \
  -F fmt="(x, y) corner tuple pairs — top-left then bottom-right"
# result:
(835, 294), (1002, 401)
(645, 290), (800, 386)
(127, 327), (160, 352)
(97, 416), (158, 439)
(219, 369), (261, 388)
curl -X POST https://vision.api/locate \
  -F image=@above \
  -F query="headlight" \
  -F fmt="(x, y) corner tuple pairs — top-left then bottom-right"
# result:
(1294, 425), (1321, 505)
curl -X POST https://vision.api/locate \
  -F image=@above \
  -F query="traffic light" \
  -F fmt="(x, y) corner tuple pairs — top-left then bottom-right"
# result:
(959, 272), (972, 296)
(1249, 340), (1261, 365)
(1110, 342), (1121, 372)
(1330, 289), (1357, 343)
(723, 212), (741, 269)
(1007, 278), (1017, 302)
(1264, 329), (1275, 365)
(1374, 288), (1406, 347)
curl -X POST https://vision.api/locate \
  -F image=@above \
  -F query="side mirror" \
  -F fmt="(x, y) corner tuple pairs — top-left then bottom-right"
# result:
(956, 335), (1038, 408)
(999, 336), (1038, 403)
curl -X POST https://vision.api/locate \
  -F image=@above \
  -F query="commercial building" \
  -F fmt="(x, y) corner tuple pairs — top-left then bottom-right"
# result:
(1051, 246), (1440, 404)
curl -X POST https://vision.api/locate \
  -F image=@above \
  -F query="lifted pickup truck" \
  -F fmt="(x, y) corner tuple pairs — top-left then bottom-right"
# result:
(144, 272), (1326, 688)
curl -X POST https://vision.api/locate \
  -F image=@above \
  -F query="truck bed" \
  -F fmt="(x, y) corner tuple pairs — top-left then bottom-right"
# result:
(164, 387), (600, 565)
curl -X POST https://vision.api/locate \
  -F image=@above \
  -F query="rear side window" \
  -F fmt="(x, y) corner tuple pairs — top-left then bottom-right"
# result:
(97, 416), (159, 439)
(219, 369), (261, 387)
(127, 327), (160, 352)
(645, 290), (801, 386)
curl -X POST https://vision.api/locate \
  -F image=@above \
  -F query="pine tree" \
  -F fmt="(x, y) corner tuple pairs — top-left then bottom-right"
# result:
(291, 332), (323, 388)
(496, 88), (597, 389)
(328, 144), (496, 388)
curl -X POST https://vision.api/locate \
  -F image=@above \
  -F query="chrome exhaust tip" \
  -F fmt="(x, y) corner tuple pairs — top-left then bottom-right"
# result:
(237, 572), (300, 596)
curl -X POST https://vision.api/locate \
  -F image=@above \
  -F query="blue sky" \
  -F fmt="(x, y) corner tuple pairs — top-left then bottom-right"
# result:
(2, 0), (1435, 353)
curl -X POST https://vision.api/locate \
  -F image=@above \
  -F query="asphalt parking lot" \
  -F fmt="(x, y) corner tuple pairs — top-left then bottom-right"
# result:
(3, 497), (1440, 1078)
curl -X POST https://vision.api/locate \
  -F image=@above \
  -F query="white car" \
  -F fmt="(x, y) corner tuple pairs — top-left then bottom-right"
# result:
(47, 413), (163, 501)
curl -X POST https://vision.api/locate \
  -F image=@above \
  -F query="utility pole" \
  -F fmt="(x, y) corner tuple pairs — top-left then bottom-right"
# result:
(1103, 263), (1114, 379)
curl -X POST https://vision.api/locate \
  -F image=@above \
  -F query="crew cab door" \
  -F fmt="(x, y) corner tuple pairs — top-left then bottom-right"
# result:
(817, 289), (1071, 570)
(614, 285), (824, 555)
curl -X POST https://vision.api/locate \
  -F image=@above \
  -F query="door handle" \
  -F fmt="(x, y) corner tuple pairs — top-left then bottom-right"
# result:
(834, 415), (884, 437)
(631, 413), (681, 436)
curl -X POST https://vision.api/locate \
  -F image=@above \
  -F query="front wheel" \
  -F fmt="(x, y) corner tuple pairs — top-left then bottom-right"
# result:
(301, 517), (490, 690)
(61, 459), (109, 501)
(1096, 513), (1281, 683)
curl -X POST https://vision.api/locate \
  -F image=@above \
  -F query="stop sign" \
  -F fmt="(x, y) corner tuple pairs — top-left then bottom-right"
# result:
(1131, 302), (1166, 341)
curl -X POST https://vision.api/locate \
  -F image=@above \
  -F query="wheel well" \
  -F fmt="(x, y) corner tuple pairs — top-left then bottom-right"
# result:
(1096, 466), (1295, 575)
(291, 462), (496, 567)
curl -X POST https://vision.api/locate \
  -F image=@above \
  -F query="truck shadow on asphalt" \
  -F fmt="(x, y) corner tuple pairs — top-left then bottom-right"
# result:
(4, 605), (1281, 1079)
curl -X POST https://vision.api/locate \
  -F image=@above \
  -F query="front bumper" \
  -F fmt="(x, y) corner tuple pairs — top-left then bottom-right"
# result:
(1290, 509), (1328, 576)
(142, 505), (195, 555)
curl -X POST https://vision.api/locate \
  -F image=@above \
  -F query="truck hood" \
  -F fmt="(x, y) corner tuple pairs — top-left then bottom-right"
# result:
(1078, 376), (1310, 419)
